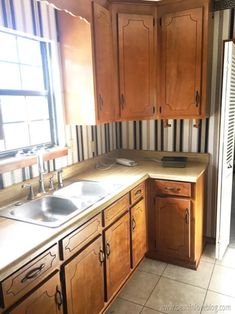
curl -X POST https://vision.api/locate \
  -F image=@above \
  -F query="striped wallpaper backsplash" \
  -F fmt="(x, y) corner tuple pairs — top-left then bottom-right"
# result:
(0, 1), (231, 238)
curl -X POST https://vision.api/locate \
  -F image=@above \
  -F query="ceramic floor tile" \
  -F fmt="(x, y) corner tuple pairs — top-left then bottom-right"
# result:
(105, 298), (143, 314)
(201, 244), (216, 264)
(118, 270), (160, 305)
(201, 291), (235, 314)
(209, 264), (235, 297)
(216, 247), (235, 268)
(145, 277), (206, 314)
(138, 258), (167, 276)
(142, 307), (163, 314)
(162, 261), (214, 289)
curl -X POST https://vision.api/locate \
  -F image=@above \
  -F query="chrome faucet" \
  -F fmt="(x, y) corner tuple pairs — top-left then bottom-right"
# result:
(37, 151), (46, 194)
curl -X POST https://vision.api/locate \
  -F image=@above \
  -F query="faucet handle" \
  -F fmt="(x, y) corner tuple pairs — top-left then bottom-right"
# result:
(22, 184), (35, 200)
(49, 174), (55, 191)
(57, 169), (64, 189)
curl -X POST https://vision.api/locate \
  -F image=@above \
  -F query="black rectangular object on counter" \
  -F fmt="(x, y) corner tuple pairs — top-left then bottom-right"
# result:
(161, 156), (187, 168)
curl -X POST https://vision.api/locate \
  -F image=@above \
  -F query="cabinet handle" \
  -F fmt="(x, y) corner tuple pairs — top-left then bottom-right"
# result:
(99, 94), (103, 111)
(106, 242), (111, 257)
(21, 263), (45, 283)
(55, 285), (63, 309)
(135, 189), (142, 196)
(185, 208), (189, 224)
(120, 94), (125, 109)
(195, 91), (200, 107)
(132, 217), (136, 231)
(164, 187), (181, 192)
(99, 248), (105, 264)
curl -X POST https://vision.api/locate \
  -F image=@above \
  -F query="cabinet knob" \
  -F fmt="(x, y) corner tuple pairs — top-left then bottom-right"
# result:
(99, 249), (105, 264)
(132, 217), (136, 231)
(185, 208), (189, 224)
(55, 285), (63, 309)
(99, 94), (103, 111)
(106, 242), (111, 257)
(195, 91), (200, 107)
(120, 94), (125, 110)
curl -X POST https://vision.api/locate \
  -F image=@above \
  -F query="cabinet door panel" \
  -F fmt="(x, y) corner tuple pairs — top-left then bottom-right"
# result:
(105, 213), (131, 300)
(160, 8), (202, 117)
(155, 197), (191, 259)
(118, 14), (154, 119)
(131, 199), (147, 268)
(64, 236), (104, 314)
(10, 272), (63, 314)
(93, 3), (115, 123)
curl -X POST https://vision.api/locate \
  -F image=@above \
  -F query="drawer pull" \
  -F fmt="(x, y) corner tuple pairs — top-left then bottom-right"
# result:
(55, 285), (63, 309)
(164, 187), (181, 192)
(185, 208), (189, 224)
(21, 263), (45, 283)
(132, 217), (136, 231)
(99, 249), (105, 264)
(135, 189), (142, 196)
(106, 242), (111, 257)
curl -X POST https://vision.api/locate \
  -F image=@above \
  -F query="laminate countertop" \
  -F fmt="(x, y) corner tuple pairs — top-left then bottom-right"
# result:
(0, 150), (209, 281)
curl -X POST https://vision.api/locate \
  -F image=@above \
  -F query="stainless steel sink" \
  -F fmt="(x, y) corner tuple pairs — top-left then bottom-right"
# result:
(54, 180), (122, 203)
(0, 181), (122, 228)
(0, 196), (85, 227)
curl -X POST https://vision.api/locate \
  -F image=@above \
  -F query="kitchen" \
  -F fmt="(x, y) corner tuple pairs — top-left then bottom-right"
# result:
(0, 0), (235, 313)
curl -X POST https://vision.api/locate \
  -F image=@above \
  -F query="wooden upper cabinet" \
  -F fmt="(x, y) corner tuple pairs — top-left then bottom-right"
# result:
(93, 3), (115, 123)
(118, 14), (155, 120)
(58, 3), (115, 125)
(159, 7), (204, 118)
(58, 10), (97, 125)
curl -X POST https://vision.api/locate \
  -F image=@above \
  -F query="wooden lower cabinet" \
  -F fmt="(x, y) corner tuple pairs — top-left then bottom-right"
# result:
(131, 199), (147, 267)
(105, 212), (131, 301)
(64, 236), (104, 314)
(155, 197), (191, 259)
(10, 272), (63, 314)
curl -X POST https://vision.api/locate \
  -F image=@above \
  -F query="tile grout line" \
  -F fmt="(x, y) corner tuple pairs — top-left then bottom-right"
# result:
(199, 261), (216, 314)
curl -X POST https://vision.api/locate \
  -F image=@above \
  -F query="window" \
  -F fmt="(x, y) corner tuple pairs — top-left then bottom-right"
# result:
(0, 28), (58, 156)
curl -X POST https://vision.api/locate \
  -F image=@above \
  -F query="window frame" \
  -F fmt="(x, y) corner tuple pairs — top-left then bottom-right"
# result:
(0, 26), (59, 158)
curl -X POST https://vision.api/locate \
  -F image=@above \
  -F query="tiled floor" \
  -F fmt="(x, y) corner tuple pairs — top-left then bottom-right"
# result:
(105, 245), (235, 313)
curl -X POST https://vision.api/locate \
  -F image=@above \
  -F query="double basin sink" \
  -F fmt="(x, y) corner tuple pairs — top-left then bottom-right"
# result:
(0, 181), (122, 228)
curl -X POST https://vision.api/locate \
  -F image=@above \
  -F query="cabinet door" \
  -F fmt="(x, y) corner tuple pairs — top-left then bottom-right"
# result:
(118, 14), (155, 120)
(93, 3), (115, 123)
(64, 236), (104, 314)
(10, 272), (63, 314)
(131, 199), (147, 268)
(160, 8), (203, 118)
(105, 212), (131, 300)
(155, 197), (191, 259)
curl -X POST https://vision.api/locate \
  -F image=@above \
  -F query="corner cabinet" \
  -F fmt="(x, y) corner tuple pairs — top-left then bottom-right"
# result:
(118, 13), (155, 120)
(58, 3), (116, 125)
(157, 1), (211, 119)
(147, 175), (205, 269)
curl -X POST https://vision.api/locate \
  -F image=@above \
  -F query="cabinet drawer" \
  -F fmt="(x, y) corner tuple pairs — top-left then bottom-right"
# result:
(104, 194), (129, 227)
(2, 244), (59, 309)
(154, 180), (191, 197)
(61, 213), (102, 260)
(131, 182), (145, 204)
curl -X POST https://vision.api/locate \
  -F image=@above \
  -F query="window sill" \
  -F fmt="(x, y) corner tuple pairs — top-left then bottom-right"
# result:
(0, 147), (68, 174)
